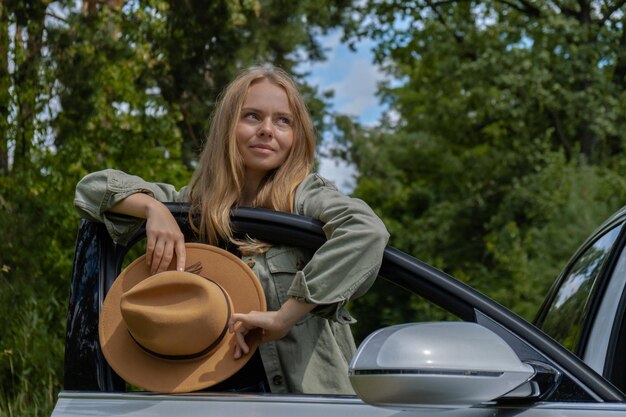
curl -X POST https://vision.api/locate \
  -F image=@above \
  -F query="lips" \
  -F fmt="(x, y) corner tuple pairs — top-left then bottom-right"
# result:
(250, 144), (274, 152)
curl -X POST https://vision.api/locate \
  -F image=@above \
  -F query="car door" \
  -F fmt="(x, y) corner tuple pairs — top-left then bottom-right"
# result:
(535, 207), (626, 394)
(60, 205), (626, 416)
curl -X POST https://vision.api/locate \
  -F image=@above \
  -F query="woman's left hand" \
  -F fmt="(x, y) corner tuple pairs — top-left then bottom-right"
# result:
(228, 298), (316, 359)
(228, 311), (290, 359)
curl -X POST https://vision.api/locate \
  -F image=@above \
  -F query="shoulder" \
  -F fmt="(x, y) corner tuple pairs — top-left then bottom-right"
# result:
(294, 173), (377, 221)
(295, 173), (343, 214)
(296, 173), (340, 195)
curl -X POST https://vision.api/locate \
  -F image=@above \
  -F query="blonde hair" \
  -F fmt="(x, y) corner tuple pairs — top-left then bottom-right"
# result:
(188, 65), (316, 251)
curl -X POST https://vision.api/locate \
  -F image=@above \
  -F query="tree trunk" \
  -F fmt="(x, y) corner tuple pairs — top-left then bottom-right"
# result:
(0, 1), (9, 175)
(613, 16), (626, 89)
(13, 2), (46, 173)
(576, 0), (597, 163)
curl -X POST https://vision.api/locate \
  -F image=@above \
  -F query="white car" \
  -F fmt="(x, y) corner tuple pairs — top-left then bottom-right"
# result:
(51, 205), (626, 416)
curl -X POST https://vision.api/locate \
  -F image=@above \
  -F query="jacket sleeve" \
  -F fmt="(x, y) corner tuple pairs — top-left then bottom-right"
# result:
(74, 169), (189, 246)
(287, 174), (389, 323)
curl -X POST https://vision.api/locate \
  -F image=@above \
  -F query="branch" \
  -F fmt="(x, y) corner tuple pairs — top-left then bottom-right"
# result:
(179, 105), (200, 149)
(495, 0), (542, 17)
(548, 109), (572, 160)
(45, 11), (68, 24)
(611, 15), (626, 88)
(577, 0), (591, 24)
(424, 0), (465, 44)
(429, 0), (541, 18)
(429, 0), (470, 6)
(548, 0), (580, 19)
(599, 0), (626, 26)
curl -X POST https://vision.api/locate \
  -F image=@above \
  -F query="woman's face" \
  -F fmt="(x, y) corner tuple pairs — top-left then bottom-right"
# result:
(236, 79), (295, 182)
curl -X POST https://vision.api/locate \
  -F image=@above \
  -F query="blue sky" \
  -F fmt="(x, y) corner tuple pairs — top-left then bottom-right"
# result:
(298, 31), (386, 192)
(303, 32), (385, 126)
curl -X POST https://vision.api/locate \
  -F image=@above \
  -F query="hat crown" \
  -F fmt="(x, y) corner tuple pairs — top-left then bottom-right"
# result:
(120, 271), (230, 358)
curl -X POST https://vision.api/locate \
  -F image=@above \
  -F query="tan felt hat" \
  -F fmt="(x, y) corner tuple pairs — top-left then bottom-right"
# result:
(98, 243), (266, 393)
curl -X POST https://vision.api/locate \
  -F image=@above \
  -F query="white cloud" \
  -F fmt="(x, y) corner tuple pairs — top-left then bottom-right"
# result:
(300, 31), (385, 126)
(318, 156), (356, 194)
(319, 31), (343, 62)
(298, 31), (388, 191)
(327, 56), (384, 122)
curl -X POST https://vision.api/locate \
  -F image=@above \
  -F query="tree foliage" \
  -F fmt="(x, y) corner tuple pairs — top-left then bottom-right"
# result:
(340, 0), (626, 339)
(0, 1), (350, 415)
(4, 0), (626, 413)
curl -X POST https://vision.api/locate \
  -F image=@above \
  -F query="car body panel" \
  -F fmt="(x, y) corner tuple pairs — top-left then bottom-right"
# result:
(51, 392), (626, 417)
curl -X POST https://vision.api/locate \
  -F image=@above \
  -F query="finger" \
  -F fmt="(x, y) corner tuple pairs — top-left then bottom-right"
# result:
(151, 240), (165, 274)
(234, 344), (242, 360)
(145, 236), (156, 268)
(175, 239), (186, 272)
(229, 313), (246, 333)
(235, 330), (250, 356)
(155, 241), (174, 274)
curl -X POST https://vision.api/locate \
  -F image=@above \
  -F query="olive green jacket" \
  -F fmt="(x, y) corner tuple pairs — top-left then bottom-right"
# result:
(74, 169), (389, 394)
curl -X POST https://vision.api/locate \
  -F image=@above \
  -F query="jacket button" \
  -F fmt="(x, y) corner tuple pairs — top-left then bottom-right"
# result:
(296, 260), (305, 270)
(272, 375), (283, 385)
(246, 258), (256, 268)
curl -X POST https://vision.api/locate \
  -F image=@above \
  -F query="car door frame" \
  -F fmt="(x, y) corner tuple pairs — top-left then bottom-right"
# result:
(63, 204), (625, 404)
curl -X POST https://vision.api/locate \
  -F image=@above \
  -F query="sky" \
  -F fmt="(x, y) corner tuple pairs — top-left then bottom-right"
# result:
(297, 31), (387, 193)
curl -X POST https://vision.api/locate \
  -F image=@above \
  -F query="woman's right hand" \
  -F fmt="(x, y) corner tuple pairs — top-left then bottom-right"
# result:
(110, 193), (186, 274)
(145, 201), (186, 274)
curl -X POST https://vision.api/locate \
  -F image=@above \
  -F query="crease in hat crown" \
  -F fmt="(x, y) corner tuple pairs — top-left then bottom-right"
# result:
(120, 271), (231, 359)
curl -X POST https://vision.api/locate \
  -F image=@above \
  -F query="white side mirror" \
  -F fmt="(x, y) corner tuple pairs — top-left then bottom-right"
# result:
(349, 322), (535, 409)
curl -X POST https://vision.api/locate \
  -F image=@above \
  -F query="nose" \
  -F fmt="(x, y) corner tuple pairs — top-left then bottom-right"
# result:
(258, 118), (273, 138)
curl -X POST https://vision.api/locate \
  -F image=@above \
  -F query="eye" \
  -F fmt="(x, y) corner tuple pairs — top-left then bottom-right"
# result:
(243, 112), (260, 121)
(276, 116), (291, 126)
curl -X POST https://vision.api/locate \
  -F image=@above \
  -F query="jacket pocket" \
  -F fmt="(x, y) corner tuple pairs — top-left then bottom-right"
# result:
(266, 245), (313, 325)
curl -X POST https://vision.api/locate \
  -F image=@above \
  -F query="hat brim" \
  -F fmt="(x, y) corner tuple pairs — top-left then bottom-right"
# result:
(99, 243), (266, 393)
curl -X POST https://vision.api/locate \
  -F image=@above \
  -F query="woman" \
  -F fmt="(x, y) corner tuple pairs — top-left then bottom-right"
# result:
(74, 65), (389, 394)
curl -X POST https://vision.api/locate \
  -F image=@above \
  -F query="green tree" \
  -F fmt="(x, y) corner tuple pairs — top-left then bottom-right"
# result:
(0, 2), (73, 415)
(0, 1), (353, 415)
(118, 0), (351, 166)
(339, 0), (626, 337)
